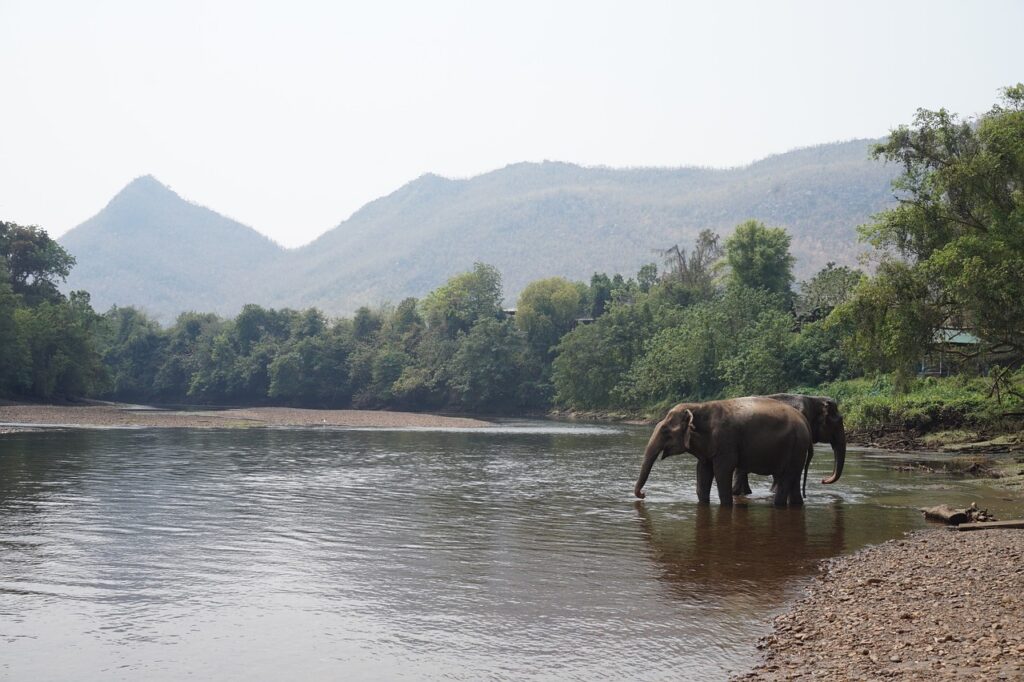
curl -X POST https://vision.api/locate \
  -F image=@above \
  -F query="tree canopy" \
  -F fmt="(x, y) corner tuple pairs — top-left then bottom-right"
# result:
(723, 220), (795, 300)
(845, 83), (1024, 372)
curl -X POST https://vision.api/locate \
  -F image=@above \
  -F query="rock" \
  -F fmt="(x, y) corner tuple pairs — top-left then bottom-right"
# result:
(736, 529), (1024, 681)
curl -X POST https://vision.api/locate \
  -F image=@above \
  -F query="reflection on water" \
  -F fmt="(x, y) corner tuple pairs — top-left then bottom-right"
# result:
(0, 425), (1021, 680)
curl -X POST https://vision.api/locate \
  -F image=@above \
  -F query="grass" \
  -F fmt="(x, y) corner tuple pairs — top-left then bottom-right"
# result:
(813, 373), (1024, 434)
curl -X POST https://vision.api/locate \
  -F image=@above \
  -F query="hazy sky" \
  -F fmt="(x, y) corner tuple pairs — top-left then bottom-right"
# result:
(2, 1), (1021, 247)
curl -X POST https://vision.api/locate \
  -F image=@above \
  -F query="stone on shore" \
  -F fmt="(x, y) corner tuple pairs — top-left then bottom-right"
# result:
(736, 528), (1024, 681)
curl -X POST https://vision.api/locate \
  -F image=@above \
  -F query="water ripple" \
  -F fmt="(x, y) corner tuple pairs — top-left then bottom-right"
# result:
(1, 429), (1022, 680)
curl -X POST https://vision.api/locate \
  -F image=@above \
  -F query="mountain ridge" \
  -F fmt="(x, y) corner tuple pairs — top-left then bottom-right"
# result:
(60, 139), (897, 322)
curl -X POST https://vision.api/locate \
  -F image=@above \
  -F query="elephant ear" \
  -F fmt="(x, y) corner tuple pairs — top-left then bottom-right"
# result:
(826, 399), (841, 418)
(680, 409), (695, 449)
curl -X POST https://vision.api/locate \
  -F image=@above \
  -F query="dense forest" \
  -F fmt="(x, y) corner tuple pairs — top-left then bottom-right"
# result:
(3, 86), (1023, 429)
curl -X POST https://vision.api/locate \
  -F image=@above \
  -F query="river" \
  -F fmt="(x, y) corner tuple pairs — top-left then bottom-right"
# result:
(1, 422), (1021, 680)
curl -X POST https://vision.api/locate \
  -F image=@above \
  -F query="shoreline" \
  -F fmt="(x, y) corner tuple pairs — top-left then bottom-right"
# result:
(0, 403), (494, 431)
(735, 528), (1024, 680)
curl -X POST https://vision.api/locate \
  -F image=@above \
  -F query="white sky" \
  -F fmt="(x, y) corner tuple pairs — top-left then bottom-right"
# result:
(1, 0), (1022, 247)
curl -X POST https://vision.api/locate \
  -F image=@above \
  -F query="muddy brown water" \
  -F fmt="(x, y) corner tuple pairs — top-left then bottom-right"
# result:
(1, 423), (1021, 680)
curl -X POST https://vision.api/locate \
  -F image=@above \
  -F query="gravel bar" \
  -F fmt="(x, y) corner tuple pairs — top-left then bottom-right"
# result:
(736, 528), (1024, 680)
(0, 404), (492, 430)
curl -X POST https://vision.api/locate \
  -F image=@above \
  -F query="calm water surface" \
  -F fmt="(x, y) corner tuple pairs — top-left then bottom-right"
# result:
(1, 422), (1021, 680)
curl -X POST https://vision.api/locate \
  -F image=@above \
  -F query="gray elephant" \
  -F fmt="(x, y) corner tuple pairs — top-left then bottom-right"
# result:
(732, 393), (846, 496)
(634, 397), (813, 507)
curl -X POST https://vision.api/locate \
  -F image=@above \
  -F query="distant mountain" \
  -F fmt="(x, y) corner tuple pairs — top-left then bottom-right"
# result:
(61, 176), (285, 319)
(60, 140), (898, 322)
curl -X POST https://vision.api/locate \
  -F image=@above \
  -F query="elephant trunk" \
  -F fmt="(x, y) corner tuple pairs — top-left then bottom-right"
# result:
(821, 427), (846, 485)
(634, 432), (663, 499)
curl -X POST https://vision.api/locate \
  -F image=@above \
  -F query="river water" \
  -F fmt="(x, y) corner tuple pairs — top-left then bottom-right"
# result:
(1, 422), (1021, 680)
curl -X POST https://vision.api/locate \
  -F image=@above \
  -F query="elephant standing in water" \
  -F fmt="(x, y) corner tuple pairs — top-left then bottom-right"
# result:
(634, 397), (812, 507)
(732, 393), (846, 497)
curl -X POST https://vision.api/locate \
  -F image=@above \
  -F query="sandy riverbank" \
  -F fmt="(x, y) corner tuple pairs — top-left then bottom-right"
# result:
(0, 403), (493, 431)
(736, 528), (1024, 681)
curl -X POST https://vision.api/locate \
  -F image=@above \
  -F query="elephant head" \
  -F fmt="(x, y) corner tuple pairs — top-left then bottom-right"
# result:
(634, 406), (694, 499)
(764, 393), (846, 486)
(814, 397), (846, 485)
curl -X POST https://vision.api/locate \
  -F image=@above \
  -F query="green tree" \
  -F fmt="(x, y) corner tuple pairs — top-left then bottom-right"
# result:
(830, 261), (941, 379)
(857, 84), (1024, 363)
(588, 273), (613, 317)
(723, 220), (795, 301)
(0, 221), (76, 304)
(795, 262), (864, 320)
(421, 263), (503, 337)
(717, 309), (793, 396)
(0, 257), (26, 393)
(153, 312), (225, 401)
(552, 297), (659, 409)
(616, 286), (790, 405)
(268, 329), (353, 407)
(787, 316), (854, 386)
(352, 306), (382, 341)
(515, 277), (582, 357)
(448, 318), (536, 411)
(96, 306), (167, 401)
(15, 291), (104, 398)
(637, 263), (658, 293)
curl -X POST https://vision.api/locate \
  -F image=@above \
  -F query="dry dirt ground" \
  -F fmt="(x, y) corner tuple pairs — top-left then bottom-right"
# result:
(0, 403), (492, 431)
(736, 528), (1024, 681)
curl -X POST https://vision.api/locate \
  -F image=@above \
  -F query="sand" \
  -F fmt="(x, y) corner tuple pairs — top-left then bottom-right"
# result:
(0, 403), (493, 431)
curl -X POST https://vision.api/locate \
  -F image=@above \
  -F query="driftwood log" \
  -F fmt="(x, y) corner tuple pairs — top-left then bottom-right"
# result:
(921, 502), (996, 525)
(957, 519), (1024, 531)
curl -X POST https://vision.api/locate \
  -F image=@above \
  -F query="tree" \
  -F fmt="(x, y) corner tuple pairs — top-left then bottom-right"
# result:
(830, 261), (942, 379)
(552, 296), (659, 409)
(723, 220), (795, 301)
(153, 312), (225, 401)
(0, 257), (25, 393)
(0, 221), (76, 304)
(661, 229), (723, 293)
(515, 277), (582, 357)
(352, 306), (382, 341)
(96, 306), (167, 401)
(421, 263), (503, 336)
(448, 318), (536, 411)
(637, 263), (658, 293)
(616, 286), (790, 405)
(858, 84), (1024, 363)
(15, 291), (104, 398)
(795, 262), (864, 321)
(588, 273), (613, 317)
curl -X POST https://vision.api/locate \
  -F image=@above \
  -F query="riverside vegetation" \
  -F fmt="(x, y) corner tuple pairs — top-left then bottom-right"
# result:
(1, 86), (1023, 445)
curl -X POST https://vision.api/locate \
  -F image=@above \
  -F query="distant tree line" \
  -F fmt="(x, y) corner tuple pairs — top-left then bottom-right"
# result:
(1, 85), (1020, 411)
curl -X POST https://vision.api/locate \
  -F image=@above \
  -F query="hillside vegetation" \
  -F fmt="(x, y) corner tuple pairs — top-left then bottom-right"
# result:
(7, 86), (1018, 445)
(60, 139), (895, 322)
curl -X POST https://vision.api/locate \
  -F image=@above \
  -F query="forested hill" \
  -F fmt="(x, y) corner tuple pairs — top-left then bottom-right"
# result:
(61, 175), (285, 318)
(60, 139), (897, 321)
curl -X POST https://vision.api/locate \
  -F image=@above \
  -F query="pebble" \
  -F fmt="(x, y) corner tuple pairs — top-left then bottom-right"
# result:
(734, 528), (1024, 681)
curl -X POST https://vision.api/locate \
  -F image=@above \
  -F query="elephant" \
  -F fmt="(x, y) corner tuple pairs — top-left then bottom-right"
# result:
(633, 397), (813, 507)
(731, 393), (846, 497)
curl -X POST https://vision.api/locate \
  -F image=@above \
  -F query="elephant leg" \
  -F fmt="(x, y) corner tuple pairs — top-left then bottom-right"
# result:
(732, 470), (753, 496)
(696, 460), (713, 504)
(772, 477), (789, 508)
(788, 475), (804, 507)
(713, 460), (735, 507)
